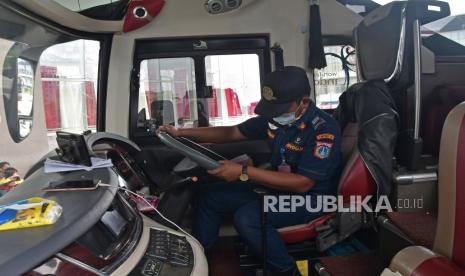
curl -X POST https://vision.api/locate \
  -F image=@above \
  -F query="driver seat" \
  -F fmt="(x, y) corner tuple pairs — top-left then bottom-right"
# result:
(277, 122), (377, 246)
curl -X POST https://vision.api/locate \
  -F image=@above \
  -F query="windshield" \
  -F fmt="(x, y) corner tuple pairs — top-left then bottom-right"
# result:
(372, 1), (465, 48)
(373, 0), (465, 16)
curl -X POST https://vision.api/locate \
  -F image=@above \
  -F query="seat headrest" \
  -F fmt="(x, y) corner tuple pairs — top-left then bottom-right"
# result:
(355, 0), (450, 89)
(150, 100), (175, 126)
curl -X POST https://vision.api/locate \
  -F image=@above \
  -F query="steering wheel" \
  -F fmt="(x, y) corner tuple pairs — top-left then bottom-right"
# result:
(157, 132), (223, 170)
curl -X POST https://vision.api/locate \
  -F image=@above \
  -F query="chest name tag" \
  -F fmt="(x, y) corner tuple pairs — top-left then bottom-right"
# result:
(285, 143), (304, 153)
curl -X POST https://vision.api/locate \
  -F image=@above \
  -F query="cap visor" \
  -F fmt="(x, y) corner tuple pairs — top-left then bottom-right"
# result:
(254, 100), (293, 118)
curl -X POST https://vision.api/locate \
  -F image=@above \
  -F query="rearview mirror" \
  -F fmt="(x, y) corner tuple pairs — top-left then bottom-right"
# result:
(2, 43), (36, 142)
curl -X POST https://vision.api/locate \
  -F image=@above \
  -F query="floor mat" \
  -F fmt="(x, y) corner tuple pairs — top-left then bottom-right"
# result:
(210, 237), (244, 276)
(319, 255), (384, 276)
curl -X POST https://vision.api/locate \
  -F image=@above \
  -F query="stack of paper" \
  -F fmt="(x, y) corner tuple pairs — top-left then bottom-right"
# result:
(44, 157), (113, 173)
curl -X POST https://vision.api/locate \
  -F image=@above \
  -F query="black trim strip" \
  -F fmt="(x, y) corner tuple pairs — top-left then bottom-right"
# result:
(97, 37), (113, 131)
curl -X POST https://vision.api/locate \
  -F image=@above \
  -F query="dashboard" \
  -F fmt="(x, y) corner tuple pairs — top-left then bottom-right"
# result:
(0, 132), (208, 276)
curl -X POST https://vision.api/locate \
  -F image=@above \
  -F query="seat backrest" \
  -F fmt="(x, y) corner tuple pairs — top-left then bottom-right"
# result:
(434, 101), (465, 269)
(422, 86), (465, 156)
(338, 147), (376, 202)
(356, 0), (450, 90)
(150, 100), (175, 126)
(334, 1), (414, 200)
(337, 123), (376, 202)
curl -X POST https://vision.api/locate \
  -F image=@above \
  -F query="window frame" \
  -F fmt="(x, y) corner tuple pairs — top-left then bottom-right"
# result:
(130, 35), (271, 143)
(0, 1), (113, 139)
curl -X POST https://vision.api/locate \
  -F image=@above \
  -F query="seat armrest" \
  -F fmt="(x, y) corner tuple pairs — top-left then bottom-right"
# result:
(389, 246), (465, 276)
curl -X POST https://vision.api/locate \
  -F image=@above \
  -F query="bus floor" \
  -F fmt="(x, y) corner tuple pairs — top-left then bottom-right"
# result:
(209, 236), (244, 276)
(208, 232), (385, 276)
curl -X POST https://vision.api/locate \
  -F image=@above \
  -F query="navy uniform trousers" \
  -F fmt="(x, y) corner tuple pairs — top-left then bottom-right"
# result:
(192, 181), (322, 271)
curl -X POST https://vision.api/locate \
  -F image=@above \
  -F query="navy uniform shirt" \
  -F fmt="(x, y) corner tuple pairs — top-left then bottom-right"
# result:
(237, 103), (342, 195)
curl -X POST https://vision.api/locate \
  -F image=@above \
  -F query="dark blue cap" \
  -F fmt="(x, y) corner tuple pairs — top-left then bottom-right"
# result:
(255, 66), (311, 118)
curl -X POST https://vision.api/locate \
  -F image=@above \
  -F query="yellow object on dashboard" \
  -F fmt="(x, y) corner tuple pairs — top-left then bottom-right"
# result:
(0, 197), (62, 231)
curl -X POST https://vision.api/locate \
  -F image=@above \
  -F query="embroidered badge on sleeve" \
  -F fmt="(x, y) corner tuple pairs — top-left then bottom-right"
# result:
(314, 142), (333, 159)
(316, 133), (335, 141)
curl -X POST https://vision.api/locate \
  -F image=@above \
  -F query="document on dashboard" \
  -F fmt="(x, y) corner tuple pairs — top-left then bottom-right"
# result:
(44, 157), (113, 173)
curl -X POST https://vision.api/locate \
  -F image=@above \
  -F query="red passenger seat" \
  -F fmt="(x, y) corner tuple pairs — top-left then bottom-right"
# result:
(382, 87), (465, 250)
(383, 102), (465, 276)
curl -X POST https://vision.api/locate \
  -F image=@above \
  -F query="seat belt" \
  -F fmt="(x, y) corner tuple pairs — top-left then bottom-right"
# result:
(308, 0), (327, 69)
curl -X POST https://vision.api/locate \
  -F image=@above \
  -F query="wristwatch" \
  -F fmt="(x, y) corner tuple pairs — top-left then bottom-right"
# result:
(239, 165), (249, 182)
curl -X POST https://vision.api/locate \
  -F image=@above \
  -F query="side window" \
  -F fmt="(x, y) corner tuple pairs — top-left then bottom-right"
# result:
(138, 57), (197, 128)
(314, 45), (357, 109)
(205, 54), (261, 126)
(39, 40), (100, 149)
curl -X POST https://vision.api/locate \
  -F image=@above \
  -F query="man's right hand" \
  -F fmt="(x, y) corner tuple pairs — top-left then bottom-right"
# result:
(157, 125), (182, 137)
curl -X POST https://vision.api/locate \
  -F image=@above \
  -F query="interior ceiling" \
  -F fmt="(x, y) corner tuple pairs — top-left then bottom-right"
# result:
(12, 0), (123, 33)
(13, 0), (363, 38)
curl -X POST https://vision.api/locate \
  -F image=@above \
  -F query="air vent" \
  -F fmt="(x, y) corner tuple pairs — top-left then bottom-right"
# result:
(225, 0), (241, 9)
(206, 1), (224, 14)
(205, 0), (242, 14)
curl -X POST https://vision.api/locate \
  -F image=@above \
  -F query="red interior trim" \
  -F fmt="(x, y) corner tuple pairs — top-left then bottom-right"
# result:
(453, 115), (465, 269)
(278, 214), (334, 244)
(412, 256), (465, 276)
(123, 0), (165, 33)
(339, 155), (376, 202)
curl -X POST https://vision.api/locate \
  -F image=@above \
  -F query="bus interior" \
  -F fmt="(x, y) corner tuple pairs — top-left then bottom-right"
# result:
(0, 0), (465, 275)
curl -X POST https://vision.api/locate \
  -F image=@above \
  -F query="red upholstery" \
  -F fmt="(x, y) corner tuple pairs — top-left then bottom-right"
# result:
(338, 152), (376, 202)
(422, 86), (465, 157)
(386, 212), (437, 249)
(278, 214), (335, 244)
(412, 257), (465, 276)
(278, 151), (376, 244)
(277, 124), (376, 244)
(453, 114), (465, 269)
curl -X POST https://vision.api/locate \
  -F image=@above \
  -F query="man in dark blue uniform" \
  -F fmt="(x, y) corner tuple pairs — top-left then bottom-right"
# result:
(159, 66), (341, 275)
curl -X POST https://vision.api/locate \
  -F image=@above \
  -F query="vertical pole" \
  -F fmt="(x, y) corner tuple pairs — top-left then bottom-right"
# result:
(413, 19), (422, 139)
(255, 188), (268, 275)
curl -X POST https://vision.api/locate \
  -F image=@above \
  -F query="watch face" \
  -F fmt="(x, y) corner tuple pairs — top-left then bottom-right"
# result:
(239, 174), (249, 182)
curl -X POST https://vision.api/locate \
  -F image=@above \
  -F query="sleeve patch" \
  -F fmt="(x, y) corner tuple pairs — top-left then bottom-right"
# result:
(316, 133), (335, 141)
(314, 142), (333, 159)
(311, 116), (326, 130)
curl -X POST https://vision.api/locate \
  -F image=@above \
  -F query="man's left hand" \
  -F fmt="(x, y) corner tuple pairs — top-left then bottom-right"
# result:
(207, 160), (243, 182)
